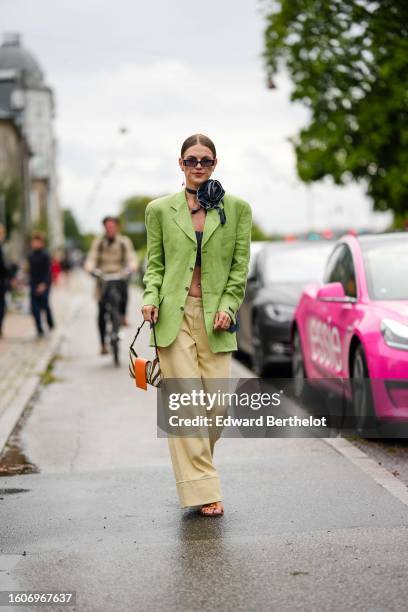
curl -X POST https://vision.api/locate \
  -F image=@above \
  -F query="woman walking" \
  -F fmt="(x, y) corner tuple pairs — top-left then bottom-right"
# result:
(141, 134), (252, 516)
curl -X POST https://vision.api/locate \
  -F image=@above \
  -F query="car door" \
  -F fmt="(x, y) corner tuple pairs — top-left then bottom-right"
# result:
(325, 244), (359, 378)
(312, 244), (358, 379)
(304, 245), (343, 378)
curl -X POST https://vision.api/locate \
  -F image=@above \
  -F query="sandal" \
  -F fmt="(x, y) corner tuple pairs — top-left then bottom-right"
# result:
(199, 501), (224, 516)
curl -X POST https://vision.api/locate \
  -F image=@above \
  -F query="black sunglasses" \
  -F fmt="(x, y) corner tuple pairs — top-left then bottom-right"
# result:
(182, 157), (215, 168)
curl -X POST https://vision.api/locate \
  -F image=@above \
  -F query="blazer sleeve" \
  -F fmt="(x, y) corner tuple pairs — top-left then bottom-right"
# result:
(217, 202), (252, 324)
(141, 205), (164, 308)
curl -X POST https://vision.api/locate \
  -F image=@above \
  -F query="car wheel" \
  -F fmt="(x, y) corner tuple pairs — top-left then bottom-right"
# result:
(252, 316), (268, 377)
(292, 329), (307, 399)
(352, 345), (377, 436)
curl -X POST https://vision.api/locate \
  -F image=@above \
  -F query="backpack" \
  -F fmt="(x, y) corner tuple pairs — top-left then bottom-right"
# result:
(96, 236), (127, 268)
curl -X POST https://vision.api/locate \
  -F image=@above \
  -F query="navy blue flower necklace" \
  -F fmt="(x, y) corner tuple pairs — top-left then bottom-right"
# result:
(185, 180), (226, 224)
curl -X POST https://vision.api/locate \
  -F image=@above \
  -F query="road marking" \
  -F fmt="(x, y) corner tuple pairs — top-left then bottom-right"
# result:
(324, 436), (408, 507)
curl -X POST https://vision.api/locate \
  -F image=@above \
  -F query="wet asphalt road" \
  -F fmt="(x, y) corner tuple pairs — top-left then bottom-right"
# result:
(1, 284), (408, 612)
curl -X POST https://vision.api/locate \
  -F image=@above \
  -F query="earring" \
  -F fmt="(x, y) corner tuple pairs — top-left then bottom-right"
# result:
(181, 178), (185, 187)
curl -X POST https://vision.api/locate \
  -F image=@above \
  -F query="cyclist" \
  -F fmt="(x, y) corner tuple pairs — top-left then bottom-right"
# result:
(85, 216), (138, 354)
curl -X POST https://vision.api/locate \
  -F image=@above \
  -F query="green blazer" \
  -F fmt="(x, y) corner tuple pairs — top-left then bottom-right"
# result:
(141, 189), (252, 353)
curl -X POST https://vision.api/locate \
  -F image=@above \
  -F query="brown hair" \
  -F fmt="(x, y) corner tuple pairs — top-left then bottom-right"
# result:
(31, 230), (45, 242)
(181, 134), (217, 158)
(102, 215), (120, 226)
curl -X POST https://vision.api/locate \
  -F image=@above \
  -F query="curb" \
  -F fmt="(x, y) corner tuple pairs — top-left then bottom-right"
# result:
(232, 358), (408, 508)
(0, 296), (83, 455)
(323, 435), (408, 508)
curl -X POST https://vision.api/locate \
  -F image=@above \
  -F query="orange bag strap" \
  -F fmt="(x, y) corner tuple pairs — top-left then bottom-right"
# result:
(129, 318), (160, 388)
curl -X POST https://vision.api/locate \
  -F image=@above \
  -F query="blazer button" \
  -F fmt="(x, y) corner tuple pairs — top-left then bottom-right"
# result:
(180, 306), (184, 310)
(185, 286), (189, 291)
(189, 267), (194, 271)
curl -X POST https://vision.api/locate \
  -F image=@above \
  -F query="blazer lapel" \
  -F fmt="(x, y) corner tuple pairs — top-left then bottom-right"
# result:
(170, 190), (196, 243)
(170, 189), (222, 246)
(202, 207), (221, 247)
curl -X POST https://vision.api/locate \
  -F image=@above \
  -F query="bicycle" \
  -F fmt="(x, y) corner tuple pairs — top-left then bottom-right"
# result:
(92, 270), (131, 366)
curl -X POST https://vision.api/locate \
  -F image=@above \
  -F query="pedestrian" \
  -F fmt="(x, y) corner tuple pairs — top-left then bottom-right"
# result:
(85, 216), (139, 354)
(141, 134), (252, 516)
(28, 231), (54, 337)
(51, 250), (62, 285)
(60, 249), (73, 285)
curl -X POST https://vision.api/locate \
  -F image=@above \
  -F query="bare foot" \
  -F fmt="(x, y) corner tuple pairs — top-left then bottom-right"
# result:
(199, 501), (224, 516)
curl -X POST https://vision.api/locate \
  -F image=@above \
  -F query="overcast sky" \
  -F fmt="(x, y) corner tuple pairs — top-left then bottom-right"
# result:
(3, 0), (391, 233)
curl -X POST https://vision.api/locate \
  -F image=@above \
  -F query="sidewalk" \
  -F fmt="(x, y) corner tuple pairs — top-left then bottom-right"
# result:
(0, 271), (84, 453)
(1, 284), (408, 611)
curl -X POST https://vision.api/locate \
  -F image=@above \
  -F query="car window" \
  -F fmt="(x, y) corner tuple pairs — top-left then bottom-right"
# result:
(262, 244), (334, 284)
(248, 251), (259, 279)
(363, 239), (408, 300)
(323, 245), (345, 284)
(325, 244), (357, 298)
(248, 243), (266, 280)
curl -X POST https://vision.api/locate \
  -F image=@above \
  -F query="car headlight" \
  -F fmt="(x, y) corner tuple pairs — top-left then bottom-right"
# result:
(381, 318), (408, 351)
(264, 304), (295, 323)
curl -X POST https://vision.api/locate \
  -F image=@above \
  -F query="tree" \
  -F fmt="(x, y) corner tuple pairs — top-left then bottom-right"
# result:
(0, 178), (21, 234)
(63, 208), (84, 249)
(120, 195), (159, 251)
(251, 221), (269, 241)
(264, 0), (408, 216)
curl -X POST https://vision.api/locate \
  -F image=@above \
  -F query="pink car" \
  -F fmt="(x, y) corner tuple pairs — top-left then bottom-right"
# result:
(291, 232), (408, 433)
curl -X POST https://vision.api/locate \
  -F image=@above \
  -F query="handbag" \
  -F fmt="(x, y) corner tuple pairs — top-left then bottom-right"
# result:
(129, 319), (162, 390)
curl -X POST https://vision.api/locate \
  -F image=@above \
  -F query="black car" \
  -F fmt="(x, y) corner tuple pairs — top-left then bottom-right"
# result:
(237, 240), (335, 375)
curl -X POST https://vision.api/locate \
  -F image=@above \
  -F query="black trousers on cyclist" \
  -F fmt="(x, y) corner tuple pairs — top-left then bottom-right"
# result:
(97, 280), (127, 347)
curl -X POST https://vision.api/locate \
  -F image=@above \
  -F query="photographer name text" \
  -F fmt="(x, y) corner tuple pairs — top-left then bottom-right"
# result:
(168, 415), (327, 428)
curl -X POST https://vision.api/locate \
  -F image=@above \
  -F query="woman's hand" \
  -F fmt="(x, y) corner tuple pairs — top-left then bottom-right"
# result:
(213, 311), (231, 330)
(142, 304), (159, 324)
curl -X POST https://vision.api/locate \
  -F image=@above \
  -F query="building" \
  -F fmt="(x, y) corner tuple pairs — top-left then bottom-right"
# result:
(0, 32), (63, 256)
(0, 66), (30, 259)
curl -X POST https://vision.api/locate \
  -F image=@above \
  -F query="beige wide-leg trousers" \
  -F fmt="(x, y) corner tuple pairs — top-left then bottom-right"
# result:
(157, 294), (232, 508)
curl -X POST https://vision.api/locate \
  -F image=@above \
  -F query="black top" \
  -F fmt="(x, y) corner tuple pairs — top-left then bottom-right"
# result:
(28, 249), (52, 289)
(195, 231), (203, 267)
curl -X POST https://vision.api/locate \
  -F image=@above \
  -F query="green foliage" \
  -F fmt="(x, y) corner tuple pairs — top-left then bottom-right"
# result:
(251, 221), (269, 241)
(33, 204), (48, 236)
(82, 233), (97, 252)
(63, 209), (84, 249)
(264, 0), (408, 216)
(0, 178), (21, 234)
(120, 195), (159, 250)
